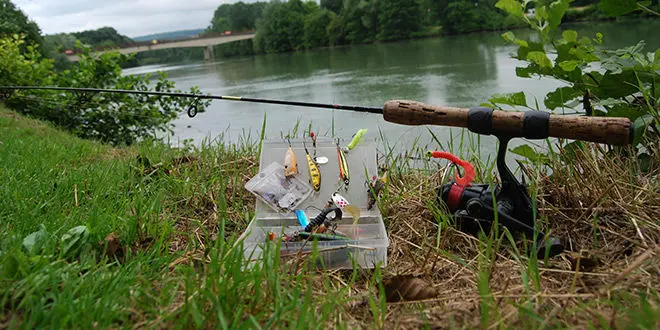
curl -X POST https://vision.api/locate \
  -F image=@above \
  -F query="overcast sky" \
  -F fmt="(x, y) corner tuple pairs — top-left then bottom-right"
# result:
(14, 0), (227, 37)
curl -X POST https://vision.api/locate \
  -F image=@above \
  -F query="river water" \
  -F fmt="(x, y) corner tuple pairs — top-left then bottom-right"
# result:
(124, 20), (660, 157)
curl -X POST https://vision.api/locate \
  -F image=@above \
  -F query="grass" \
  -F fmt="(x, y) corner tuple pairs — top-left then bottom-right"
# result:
(1, 104), (659, 329)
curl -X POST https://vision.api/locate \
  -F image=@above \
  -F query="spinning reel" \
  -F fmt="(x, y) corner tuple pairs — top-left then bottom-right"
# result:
(429, 108), (571, 257)
(435, 136), (563, 257)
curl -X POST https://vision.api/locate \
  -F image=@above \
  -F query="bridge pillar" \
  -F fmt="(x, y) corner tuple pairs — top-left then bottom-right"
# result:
(203, 45), (214, 61)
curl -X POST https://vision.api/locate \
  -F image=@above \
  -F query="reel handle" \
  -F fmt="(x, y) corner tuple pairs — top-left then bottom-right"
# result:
(383, 100), (633, 145)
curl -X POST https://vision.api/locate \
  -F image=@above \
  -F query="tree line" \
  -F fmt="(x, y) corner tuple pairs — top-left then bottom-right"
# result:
(209, 0), (516, 54)
(207, 0), (606, 55)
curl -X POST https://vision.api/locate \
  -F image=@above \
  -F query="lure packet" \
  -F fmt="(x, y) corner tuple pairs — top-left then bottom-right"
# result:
(244, 161), (313, 213)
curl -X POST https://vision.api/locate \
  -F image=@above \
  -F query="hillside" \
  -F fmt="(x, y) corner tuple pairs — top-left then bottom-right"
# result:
(132, 28), (205, 42)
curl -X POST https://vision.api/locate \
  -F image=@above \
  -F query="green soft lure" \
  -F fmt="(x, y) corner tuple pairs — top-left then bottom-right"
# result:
(347, 128), (368, 150)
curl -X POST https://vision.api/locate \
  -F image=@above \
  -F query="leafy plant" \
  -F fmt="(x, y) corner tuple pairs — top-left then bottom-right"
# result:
(1, 35), (209, 145)
(495, 0), (660, 146)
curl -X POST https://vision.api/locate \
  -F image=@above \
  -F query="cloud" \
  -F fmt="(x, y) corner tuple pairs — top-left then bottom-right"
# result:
(14, 0), (230, 37)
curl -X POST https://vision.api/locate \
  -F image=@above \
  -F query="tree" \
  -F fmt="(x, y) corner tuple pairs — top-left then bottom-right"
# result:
(1, 35), (209, 145)
(72, 27), (132, 47)
(209, 2), (267, 32)
(421, 0), (450, 25)
(304, 9), (335, 48)
(377, 0), (422, 40)
(321, 0), (343, 13)
(326, 14), (347, 46)
(342, 0), (380, 44)
(254, 1), (305, 53)
(0, 0), (43, 51)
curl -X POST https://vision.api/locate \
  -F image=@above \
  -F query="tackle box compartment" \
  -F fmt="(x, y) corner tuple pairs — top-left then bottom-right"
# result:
(241, 137), (389, 269)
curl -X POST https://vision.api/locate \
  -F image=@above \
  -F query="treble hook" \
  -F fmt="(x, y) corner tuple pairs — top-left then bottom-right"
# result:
(187, 97), (200, 118)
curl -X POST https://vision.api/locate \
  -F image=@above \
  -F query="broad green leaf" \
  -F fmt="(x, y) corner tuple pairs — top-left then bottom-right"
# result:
(569, 47), (599, 62)
(22, 224), (47, 255)
(502, 31), (528, 47)
(593, 32), (603, 45)
(655, 49), (660, 65)
(536, 5), (549, 21)
(547, 0), (570, 30)
(607, 104), (643, 120)
(510, 144), (549, 163)
(527, 51), (553, 68)
(598, 0), (649, 17)
(544, 87), (582, 110)
(2, 254), (19, 279)
(516, 66), (534, 78)
(577, 36), (593, 46)
(632, 53), (649, 67)
(632, 114), (654, 145)
(596, 70), (652, 99)
(562, 30), (578, 43)
(502, 31), (516, 42)
(559, 60), (579, 72)
(496, 0), (524, 18)
(594, 98), (626, 107)
(517, 41), (544, 60)
(60, 225), (90, 258)
(601, 60), (623, 74)
(489, 92), (527, 107)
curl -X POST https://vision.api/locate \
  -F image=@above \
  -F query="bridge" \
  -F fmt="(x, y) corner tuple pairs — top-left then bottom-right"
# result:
(66, 32), (255, 62)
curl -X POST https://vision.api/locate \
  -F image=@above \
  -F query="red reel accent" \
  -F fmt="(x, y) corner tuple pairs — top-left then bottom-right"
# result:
(429, 151), (476, 187)
(446, 183), (464, 212)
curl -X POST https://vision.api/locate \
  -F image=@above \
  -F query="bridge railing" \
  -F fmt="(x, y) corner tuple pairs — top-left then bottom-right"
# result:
(62, 30), (256, 54)
(115, 30), (256, 49)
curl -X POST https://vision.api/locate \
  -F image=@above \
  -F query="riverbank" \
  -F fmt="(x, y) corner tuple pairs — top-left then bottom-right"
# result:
(2, 105), (659, 328)
(127, 6), (659, 69)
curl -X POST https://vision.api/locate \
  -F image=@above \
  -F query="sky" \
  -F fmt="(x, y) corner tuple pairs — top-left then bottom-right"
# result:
(13, 0), (226, 38)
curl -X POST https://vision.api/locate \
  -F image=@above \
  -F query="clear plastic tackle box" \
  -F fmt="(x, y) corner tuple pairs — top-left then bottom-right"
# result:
(241, 137), (389, 268)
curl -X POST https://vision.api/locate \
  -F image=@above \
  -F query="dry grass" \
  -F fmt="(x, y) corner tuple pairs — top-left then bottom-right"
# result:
(344, 143), (660, 328)
(148, 140), (660, 328)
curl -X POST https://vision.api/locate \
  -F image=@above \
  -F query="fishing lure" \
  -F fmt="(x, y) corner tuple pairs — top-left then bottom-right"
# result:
(295, 209), (310, 227)
(303, 142), (321, 191)
(297, 231), (350, 241)
(304, 206), (342, 232)
(331, 192), (361, 222)
(427, 151), (475, 187)
(367, 169), (388, 210)
(346, 128), (368, 151)
(310, 131), (317, 149)
(283, 142), (298, 178)
(336, 140), (350, 187)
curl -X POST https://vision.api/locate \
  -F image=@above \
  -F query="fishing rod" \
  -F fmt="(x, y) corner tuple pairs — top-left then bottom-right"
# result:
(0, 85), (636, 257)
(0, 85), (383, 116)
(0, 85), (633, 146)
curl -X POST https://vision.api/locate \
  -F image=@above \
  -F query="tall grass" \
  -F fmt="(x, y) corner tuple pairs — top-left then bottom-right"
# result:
(1, 105), (659, 328)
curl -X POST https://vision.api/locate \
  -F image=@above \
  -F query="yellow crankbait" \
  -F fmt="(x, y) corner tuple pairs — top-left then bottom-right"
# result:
(283, 143), (298, 178)
(303, 142), (321, 191)
(336, 140), (350, 187)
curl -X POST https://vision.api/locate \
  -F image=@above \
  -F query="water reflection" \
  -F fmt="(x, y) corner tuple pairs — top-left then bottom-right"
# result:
(133, 20), (659, 158)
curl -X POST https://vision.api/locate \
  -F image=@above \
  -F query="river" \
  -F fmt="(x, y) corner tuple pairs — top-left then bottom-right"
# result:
(124, 20), (660, 158)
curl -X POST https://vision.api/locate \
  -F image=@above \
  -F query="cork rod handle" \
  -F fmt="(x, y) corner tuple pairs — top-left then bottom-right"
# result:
(383, 100), (633, 145)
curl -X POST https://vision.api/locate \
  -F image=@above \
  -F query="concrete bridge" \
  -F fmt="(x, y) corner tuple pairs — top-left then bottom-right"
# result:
(66, 32), (255, 62)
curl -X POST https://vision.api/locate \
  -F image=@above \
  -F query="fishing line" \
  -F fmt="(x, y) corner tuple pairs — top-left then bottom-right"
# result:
(5, 95), (178, 121)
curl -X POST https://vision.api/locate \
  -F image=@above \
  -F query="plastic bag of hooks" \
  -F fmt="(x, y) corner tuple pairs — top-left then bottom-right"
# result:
(244, 161), (313, 213)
